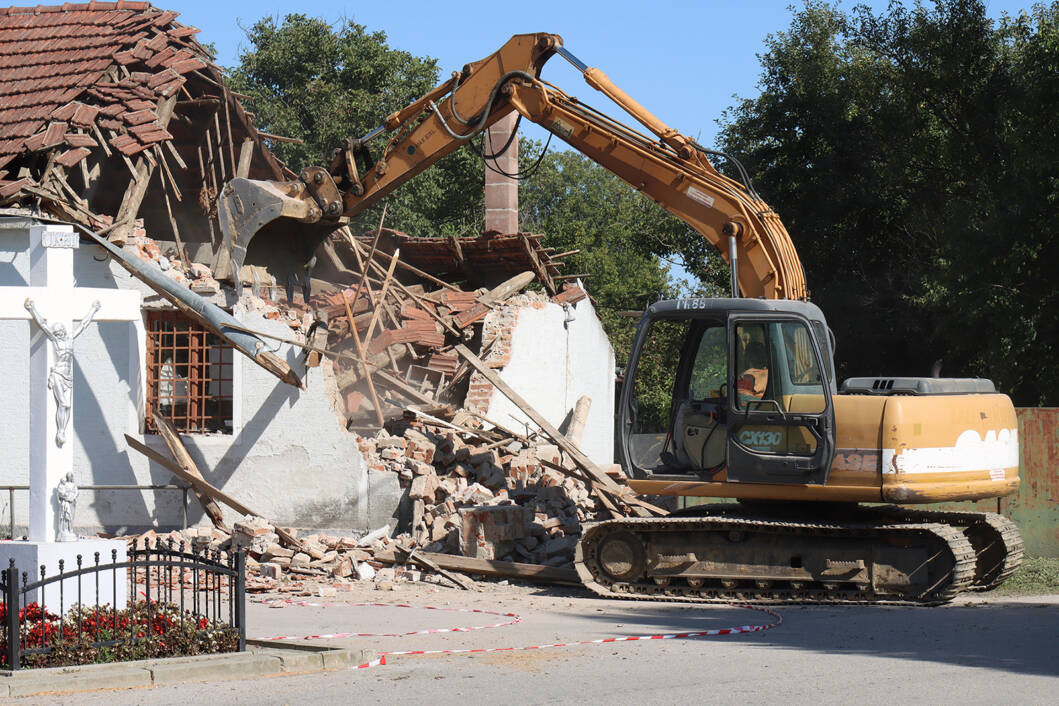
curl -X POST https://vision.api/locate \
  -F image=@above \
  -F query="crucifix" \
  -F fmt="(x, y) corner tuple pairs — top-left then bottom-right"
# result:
(0, 225), (141, 543)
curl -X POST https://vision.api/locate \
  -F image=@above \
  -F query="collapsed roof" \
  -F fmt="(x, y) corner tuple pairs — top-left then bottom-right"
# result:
(0, 1), (287, 261)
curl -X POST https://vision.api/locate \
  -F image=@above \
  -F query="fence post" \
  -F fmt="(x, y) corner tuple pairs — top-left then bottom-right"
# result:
(234, 550), (245, 652)
(5, 565), (19, 670)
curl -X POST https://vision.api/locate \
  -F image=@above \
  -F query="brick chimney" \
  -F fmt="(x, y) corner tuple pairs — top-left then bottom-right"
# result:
(483, 113), (518, 234)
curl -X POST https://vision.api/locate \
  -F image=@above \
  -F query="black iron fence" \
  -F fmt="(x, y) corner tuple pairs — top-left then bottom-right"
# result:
(1, 538), (245, 670)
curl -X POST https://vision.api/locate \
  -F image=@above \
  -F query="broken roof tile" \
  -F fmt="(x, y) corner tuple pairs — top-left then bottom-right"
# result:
(122, 109), (157, 126)
(153, 75), (184, 97)
(128, 122), (172, 143)
(113, 49), (137, 65)
(145, 32), (169, 52)
(41, 120), (68, 148)
(64, 132), (97, 147)
(128, 41), (153, 62)
(169, 57), (205, 75)
(70, 103), (99, 126)
(146, 68), (179, 89)
(54, 146), (90, 167)
(50, 101), (82, 121)
(0, 177), (33, 199)
(151, 10), (179, 27)
(18, 130), (45, 152)
(125, 71), (154, 86)
(144, 47), (176, 69)
(108, 132), (138, 153)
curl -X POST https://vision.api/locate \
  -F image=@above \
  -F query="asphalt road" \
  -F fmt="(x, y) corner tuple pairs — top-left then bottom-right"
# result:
(19, 584), (1059, 705)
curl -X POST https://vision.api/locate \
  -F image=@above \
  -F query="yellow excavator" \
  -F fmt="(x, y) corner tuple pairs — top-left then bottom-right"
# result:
(219, 33), (1022, 604)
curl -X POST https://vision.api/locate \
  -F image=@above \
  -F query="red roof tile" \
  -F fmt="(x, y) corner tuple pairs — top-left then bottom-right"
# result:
(0, 3), (207, 167)
(50, 101), (82, 121)
(0, 177), (33, 198)
(0, 3), (287, 198)
(70, 102), (99, 126)
(54, 146), (90, 167)
(122, 108), (157, 125)
(64, 132), (96, 148)
(144, 46), (175, 68)
(41, 120), (68, 148)
(128, 121), (171, 142)
(169, 57), (204, 75)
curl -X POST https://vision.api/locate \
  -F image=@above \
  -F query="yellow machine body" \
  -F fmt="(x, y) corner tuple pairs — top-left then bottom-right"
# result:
(628, 393), (1020, 504)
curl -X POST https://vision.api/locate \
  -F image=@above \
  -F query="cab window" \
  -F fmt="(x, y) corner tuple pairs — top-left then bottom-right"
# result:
(689, 326), (726, 400)
(734, 320), (826, 414)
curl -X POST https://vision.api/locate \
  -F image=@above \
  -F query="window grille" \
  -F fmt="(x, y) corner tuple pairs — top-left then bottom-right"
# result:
(145, 310), (234, 434)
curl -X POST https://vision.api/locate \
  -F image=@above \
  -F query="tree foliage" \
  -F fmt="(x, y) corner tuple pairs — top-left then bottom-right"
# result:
(227, 14), (484, 236)
(718, 0), (1059, 405)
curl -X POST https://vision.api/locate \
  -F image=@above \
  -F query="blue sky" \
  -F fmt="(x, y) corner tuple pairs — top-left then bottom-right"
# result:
(162, 0), (1032, 148)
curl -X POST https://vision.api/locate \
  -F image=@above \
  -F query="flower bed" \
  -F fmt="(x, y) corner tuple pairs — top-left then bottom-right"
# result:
(1, 601), (239, 669)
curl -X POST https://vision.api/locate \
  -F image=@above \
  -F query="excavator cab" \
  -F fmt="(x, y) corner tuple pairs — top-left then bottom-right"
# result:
(618, 298), (837, 485)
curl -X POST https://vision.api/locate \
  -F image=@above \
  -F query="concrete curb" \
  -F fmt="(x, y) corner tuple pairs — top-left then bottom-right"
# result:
(0, 641), (376, 697)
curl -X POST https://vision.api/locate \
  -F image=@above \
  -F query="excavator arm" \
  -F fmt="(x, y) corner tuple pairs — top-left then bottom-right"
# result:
(218, 32), (806, 301)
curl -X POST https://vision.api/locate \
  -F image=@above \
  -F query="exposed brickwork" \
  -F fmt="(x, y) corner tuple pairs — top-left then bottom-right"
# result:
(464, 301), (519, 413)
(463, 291), (556, 415)
(483, 111), (518, 234)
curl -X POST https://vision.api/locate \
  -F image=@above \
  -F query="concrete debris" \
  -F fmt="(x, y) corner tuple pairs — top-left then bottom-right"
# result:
(116, 394), (653, 591)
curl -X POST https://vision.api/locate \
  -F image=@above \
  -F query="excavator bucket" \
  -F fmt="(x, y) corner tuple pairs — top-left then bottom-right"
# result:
(216, 176), (321, 281)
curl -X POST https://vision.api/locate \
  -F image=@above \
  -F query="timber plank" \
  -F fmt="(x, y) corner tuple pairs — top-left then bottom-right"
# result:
(373, 549), (579, 586)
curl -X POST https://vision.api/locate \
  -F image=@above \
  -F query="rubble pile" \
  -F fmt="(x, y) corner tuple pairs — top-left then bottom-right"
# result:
(122, 410), (625, 592)
(361, 420), (603, 566)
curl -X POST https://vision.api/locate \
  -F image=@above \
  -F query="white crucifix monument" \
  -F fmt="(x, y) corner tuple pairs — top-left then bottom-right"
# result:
(0, 224), (138, 606)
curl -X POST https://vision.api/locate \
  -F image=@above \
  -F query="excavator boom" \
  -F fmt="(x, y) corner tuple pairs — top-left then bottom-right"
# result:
(218, 33), (806, 300)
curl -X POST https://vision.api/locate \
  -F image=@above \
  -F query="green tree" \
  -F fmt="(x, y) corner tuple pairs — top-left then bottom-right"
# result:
(228, 14), (484, 236)
(718, 0), (1059, 405)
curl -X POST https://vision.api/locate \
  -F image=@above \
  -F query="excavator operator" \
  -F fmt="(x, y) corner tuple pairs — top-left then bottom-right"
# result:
(737, 341), (770, 401)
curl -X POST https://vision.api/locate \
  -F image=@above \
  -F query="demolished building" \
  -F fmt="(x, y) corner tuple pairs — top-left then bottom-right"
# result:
(0, 0), (619, 571)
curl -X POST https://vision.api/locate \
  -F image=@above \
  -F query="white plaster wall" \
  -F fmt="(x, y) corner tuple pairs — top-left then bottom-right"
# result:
(0, 217), (386, 535)
(485, 294), (615, 465)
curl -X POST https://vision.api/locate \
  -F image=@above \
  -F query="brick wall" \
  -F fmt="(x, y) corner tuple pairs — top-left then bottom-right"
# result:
(463, 295), (547, 414)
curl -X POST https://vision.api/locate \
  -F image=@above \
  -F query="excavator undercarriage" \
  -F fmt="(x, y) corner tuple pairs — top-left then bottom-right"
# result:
(575, 506), (1023, 605)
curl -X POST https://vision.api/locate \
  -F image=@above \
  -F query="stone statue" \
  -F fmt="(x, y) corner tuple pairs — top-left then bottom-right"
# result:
(24, 298), (100, 447)
(55, 471), (78, 541)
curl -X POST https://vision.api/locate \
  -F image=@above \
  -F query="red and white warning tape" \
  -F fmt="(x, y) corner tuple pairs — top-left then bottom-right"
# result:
(255, 600), (782, 669)
(353, 655), (387, 669)
(382, 604), (782, 658)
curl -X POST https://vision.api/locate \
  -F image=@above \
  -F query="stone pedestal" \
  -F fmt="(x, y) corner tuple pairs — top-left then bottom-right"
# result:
(0, 539), (127, 609)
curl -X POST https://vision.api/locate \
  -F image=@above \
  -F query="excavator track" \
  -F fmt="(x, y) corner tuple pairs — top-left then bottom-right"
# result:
(574, 512), (977, 605)
(867, 507), (1024, 591)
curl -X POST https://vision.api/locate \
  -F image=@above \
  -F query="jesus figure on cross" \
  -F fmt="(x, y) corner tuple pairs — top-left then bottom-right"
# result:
(24, 297), (101, 447)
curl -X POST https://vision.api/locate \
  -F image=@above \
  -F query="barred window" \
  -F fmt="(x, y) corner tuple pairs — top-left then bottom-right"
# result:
(145, 310), (234, 434)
